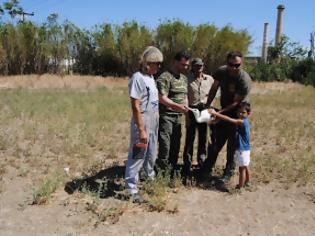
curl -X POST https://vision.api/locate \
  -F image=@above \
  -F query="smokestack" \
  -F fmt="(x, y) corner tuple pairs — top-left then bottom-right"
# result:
(262, 23), (269, 63)
(310, 33), (315, 59)
(275, 4), (285, 47)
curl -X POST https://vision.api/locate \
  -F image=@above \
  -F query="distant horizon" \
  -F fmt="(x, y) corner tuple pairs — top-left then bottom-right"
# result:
(5, 0), (315, 56)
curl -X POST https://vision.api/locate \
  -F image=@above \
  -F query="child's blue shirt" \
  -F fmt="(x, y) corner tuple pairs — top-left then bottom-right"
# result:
(237, 118), (250, 151)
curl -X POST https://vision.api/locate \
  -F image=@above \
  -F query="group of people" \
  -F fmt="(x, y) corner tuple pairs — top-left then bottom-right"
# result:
(124, 46), (252, 203)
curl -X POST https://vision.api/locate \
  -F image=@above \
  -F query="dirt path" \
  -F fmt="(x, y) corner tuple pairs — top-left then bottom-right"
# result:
(1, 168), (314, 236)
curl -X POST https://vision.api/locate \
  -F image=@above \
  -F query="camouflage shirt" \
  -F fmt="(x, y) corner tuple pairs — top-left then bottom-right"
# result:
(156, 70), (188, 115)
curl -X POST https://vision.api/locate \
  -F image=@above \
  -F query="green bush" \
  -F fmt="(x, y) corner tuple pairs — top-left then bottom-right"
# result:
(249, 61), (291, 82)
(290, 59), (315, 86)
(249, 59), (315, 86)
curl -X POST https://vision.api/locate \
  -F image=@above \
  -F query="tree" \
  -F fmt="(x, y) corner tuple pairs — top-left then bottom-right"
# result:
(117, 21), (153, 75)
(156, 20), (194, 67)
(2, 0), (23, 20)
(17, 21), (37, 73)
(92, 23), (121, 75)
(209, 25), (251, 72)
(268, 35), (307, 62)
(44, 13), (65, 73)
(62, 20), (81, 74)
(0, 23), (20, 74)
(0, 15), (253, 76)
(73, 29), (96, 75)
(192, 24), (217, 73)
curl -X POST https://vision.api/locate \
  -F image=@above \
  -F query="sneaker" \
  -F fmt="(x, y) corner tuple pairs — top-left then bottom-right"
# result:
(234, 185), (244, 193)
(130, 193), (146, 204)
(244, 181), (251, 188)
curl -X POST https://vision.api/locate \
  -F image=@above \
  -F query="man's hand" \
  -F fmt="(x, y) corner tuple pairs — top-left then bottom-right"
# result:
(159, 94), (189, 114)
(208, 108), (217, 115)
(207, 108), (219, 124)
(177, 104), (189, 113)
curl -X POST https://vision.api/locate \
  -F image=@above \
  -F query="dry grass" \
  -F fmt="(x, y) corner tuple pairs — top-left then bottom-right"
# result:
(84, 198), (129, 226)
(250, 81), (306, 95)
(141, 168), (182, 212)
(250, 84), (315, 186)
(0, 74), (128, 90)
(0, 75), (314, 222)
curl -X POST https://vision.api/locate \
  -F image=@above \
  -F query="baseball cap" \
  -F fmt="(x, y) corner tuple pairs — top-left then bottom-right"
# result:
(191, 58), (204, 66)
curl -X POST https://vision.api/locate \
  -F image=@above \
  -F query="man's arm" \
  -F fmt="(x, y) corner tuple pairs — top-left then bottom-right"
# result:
(206, 80), (219, 108)
(209, 109), (243, 126)
(130, 98), (147, 144)
(159, 94), (188, 113)
(218, 94), (245, 114)
(219, 71), (251, 114)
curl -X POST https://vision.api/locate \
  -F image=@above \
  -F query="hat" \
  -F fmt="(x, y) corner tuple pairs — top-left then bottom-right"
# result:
(141, 46), (163, 63)
(192, 58), (204, 66)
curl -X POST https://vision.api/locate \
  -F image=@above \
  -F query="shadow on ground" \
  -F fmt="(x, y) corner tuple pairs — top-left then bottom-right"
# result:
(187, 167), (230, 193)
(64, 164), (230, 199)
(64, 165), (125, 198)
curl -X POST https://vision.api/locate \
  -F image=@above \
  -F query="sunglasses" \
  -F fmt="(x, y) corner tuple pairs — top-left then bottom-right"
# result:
(228, 62), (241, 68)
(180, 62), (190, 67)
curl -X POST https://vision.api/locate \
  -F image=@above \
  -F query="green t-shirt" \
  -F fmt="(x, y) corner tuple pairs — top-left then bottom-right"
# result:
(156, 70), (187, 115)
(214, 65), (251, 109)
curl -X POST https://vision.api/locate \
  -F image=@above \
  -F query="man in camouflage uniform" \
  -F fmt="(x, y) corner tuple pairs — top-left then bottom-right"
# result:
(200, 51), (252, 182)
(156, 51), (190, 174)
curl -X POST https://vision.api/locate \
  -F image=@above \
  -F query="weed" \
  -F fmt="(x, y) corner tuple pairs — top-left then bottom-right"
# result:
(141, 167), (182, 212)
(32, 171), (66, 205)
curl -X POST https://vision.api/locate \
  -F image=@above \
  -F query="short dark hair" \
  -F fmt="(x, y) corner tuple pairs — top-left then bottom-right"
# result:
(227, 51), (243, 61)
(174, 51), (190, 61)
(239, 101), (251, 113)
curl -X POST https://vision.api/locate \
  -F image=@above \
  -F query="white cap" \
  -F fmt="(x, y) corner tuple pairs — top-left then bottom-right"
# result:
(141, 46), (163, 64)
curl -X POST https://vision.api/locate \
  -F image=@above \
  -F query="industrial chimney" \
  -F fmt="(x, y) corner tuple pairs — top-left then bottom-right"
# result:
(262, 23), (269, 63)
(275, 4), (285, 47)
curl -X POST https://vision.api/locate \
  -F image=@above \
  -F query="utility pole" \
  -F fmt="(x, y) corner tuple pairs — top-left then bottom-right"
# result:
(21, 11), (34, 23)
(16, 10), (34, 23)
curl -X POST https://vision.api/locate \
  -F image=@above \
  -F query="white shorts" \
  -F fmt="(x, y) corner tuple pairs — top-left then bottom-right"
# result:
(235, 150), (250, 167)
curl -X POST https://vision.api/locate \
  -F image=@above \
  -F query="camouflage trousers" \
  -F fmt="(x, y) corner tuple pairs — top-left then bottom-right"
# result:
(156, 114), (182, 172)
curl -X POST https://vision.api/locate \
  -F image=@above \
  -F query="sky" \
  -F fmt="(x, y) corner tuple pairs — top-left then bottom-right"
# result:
(8, 0), (315, 56)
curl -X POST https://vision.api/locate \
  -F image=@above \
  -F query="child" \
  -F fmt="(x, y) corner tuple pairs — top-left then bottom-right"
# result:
(208, 102), (251, 189)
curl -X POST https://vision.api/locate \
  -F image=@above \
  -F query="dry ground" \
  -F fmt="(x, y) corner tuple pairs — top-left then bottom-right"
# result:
(0, 75), (314, 236)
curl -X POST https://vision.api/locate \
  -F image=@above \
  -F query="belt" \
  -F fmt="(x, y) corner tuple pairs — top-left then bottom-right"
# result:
(190, 103), (206, 110)
(160, 113), (182, 117)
